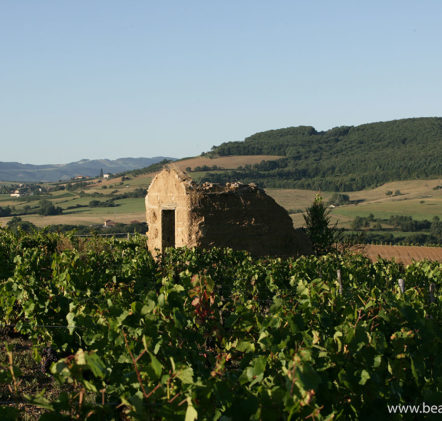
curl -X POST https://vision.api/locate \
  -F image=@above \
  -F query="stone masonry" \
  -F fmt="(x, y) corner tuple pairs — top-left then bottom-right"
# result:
(145, 165), (310, 257)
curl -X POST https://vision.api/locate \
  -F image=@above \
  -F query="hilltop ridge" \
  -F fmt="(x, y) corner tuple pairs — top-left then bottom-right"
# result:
(203, 117), (442, 190)
(0, 157), (175, 182)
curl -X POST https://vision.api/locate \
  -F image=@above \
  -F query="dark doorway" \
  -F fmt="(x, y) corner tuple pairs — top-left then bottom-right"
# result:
(161, 209), (175, 249)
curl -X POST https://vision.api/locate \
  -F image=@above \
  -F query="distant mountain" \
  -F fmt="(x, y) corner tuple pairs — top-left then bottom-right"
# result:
(0, 157), (175, 182)
(205, 117), (442, 190)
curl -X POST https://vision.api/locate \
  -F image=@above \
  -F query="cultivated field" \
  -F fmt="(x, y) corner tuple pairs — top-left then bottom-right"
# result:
(360, 244), (442, 265)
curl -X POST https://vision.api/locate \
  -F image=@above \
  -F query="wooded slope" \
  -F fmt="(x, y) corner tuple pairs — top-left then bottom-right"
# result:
(206, 117), (442, 190)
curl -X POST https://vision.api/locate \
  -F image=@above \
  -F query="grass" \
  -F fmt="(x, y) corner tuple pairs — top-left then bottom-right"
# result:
(266, 179), (442, 228)
(65, 198), (145, 215)
(333, 198), (442, 221)
(0, 194), (16, 204)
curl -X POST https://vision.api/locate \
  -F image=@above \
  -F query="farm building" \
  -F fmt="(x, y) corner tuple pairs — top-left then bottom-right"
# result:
(145, 165), (310, 257)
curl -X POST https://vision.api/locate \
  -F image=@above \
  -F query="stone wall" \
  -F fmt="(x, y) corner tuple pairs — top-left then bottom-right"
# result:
(190, 183), (306, 256)
(145, 166), (193, 253)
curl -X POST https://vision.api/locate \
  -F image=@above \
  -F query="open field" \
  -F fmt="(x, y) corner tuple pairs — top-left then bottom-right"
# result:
(333, 198), (442, 220)
(174, 155), (283, 170)
(266, 179), (442, 228)
(0, 212), (145, 227)
(360, 244), (442, 265)
(332, 179), (442, 220)
(0, 196), (146, 227)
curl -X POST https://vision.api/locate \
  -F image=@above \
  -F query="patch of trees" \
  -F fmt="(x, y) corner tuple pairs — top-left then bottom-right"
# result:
(4, 220), (148, 236)
(6, 216), (36, 233)
(431, 216), (442, 242)
(0, 186), (11, 194)
(44, 222), (148, 235)
(348, 214), (442, 245)
(0, 205), (39, 217)
(388, 215), (431, 231)
(351, 214), (434, 232)
(79, 191), (105, 198)
(385, 190), (402, 196)
(0, 206), (11, 217)
(204, 118), (442, 190)
(190, 165), (222, 172)
(344, 231), (440, 246)
(0, 183), (45, 195)
(328, 193), (351, 206)
(88, 199), (117, 208)
(66, 181), (92, 191)
(38, 199), (63, 216)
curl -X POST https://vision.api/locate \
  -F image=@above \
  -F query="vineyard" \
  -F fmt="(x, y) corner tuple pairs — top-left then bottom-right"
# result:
(0, 229), (441, 420)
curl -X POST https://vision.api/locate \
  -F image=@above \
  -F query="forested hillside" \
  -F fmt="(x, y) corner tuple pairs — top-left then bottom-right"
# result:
(204, 118), (442, 191)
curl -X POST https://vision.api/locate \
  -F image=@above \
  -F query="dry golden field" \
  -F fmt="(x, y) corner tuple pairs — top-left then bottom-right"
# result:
(174, 155), (283, 170)
(360, 244), (442, 265)
(332, 179), (442, 221)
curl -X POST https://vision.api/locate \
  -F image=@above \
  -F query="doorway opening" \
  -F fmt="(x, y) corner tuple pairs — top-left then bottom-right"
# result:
(161, 209), (175, 250)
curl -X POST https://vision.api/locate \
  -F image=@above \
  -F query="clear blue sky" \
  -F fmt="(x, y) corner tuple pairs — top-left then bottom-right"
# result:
(1, 0), (441, 164)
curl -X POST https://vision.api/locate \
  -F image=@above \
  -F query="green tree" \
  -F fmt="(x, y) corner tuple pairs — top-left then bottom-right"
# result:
(6, 216), (36, 233)
(431, 216), (442, 242)
(351, 216), (364, 230)
(38, 199), (63, 216)
(0, 206), (11, 217)
(304, 194), (338, 256)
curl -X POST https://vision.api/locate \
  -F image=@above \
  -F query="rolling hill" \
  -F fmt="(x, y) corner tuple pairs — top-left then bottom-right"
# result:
(0, 157), (175, 182)
(203, 117), (442, 190)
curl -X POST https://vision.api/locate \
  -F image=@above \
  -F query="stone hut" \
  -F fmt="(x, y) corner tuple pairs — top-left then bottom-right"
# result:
(145, 165), (310, 257)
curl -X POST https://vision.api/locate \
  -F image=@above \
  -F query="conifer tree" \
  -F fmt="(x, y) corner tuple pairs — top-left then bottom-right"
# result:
(304, 194), (338, 256)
